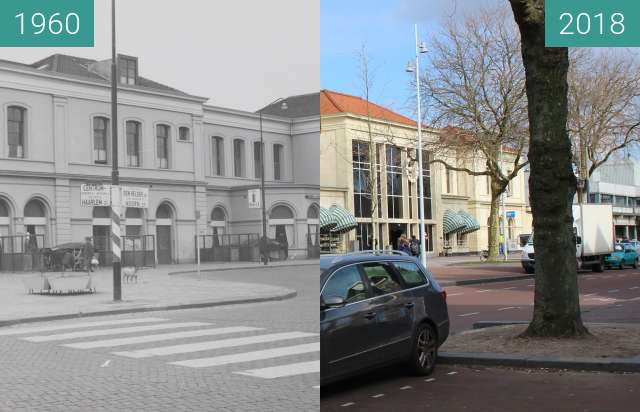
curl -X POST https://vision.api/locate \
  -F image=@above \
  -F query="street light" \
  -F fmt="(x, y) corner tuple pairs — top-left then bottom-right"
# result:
(258, 98), (288, 265)
(407, 24), (429, 268)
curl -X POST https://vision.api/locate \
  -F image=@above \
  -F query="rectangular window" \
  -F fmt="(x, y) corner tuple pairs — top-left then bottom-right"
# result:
(212, 136), (225, 176)
(234, 139), (245, 177)
(274, 144), (283, 181)
(126, 121), (140, 167)
(601, 194), (613, 204)
(445, 169), (453, 194)
(179, 127), (190, 142)
(119, 57), (137, 85)
(156, 125), (170, 169)
(93, 117), (109, 164)
(421, 150), (433, 220)
(393, 261), (427, 288)
(7, 106), (25, 158)
(361, 263), (403, 296)
(386, 145), (403, 219)
(254, 141), (263, 179)
(353, 141), (372, 218)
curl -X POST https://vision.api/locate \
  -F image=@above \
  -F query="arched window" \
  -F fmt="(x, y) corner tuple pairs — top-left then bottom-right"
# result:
(273, 144), (284, 180)
(92, 207), (110, 219)
(211, 136), (225, 176)
(126, 121), (141, 167)
(233, 139), (245, 177)
(24, 199), (48, 248)
(307, 204), (319, 219)
(270, 205), (294, 219)
(156, 203), (174, 264)
(211, 207), (226, 222)
(156, 124), (170, 169)
(93, 116), (109, 164)
(156, 203), (173, 219)
(24, 199), (45, 218)
(0, 198), (10, 237)
(7, 106), (26, 158)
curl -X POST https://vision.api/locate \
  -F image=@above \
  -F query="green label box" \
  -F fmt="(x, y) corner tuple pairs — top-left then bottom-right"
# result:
(0, 0), (94, 47)
(546, 0), (640, 47)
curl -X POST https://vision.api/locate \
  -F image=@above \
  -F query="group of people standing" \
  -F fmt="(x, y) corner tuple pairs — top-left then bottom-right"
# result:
(397, 234), (421, 257)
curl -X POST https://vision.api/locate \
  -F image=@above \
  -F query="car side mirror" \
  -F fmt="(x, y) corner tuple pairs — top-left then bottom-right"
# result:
(322, 296), (346, 309)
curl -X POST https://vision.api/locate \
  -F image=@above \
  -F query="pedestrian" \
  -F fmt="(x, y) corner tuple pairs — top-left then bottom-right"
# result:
(499, 233), (505, 256)
(410, 235), (420, 257)
(398, 235), (411, 255)
(82, 237), (95, 273)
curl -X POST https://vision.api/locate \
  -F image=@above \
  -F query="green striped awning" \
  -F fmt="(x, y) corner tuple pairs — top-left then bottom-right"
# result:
(458, 210), (480, 234)
(319, 207), (336, 231)
(330, 206), (357, 234)
(443, 209), (467, 235)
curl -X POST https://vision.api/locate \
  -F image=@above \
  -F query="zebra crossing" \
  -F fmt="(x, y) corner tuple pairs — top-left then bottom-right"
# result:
(0, 317), (319, 381)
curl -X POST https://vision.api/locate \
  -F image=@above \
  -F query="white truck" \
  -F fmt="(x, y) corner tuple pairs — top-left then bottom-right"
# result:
(521, 204), (614, 274)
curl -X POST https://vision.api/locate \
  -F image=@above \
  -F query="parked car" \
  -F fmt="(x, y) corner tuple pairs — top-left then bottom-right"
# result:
(605, 244), (638, 270)
(320, 252), (449, 386)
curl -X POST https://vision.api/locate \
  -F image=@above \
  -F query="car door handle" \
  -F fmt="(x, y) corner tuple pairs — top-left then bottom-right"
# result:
(364, 312), (376, 320)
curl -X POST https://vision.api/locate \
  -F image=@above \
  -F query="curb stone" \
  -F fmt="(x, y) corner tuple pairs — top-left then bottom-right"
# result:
(437, 267), (610, 287)
(438, 351), (640, 373)
(0, 290), (297, 329)
(169, 261), (318, 275)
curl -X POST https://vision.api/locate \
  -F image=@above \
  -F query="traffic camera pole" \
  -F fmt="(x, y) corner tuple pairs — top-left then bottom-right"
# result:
(111, 0), (122, 301)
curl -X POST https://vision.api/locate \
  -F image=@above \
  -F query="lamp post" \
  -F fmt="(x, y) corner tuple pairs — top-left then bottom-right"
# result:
(406, 24), (429, 268)
(110, 0), (121, 301)
(258, 98), (288, 265)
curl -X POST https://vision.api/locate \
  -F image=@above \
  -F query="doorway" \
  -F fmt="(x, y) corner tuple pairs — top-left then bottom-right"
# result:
(388, 223), (407, 250)
(157, 226), (172, 264)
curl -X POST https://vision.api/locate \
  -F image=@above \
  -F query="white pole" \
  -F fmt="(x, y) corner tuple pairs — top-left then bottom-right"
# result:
(500, 146), (509, 261)
(414, 24), (428, 268)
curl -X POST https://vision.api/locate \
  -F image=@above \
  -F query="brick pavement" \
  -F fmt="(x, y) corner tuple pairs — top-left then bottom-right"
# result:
(0, 260), (317, 325)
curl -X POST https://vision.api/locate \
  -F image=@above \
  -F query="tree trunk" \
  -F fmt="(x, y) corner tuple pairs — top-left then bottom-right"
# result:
(487, 183), (501, 260)
(509, 0), (588, 337)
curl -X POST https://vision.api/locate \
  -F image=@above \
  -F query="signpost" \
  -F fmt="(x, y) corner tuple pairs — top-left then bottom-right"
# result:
(121, 186), (149, 209)
(248, 189), (261, 209)
(80, 184), (111, 207)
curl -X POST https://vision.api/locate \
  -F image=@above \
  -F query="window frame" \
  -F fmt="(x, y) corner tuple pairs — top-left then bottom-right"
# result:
(254, 141), (264, 179)
(125, 120), (142, 168)
(6, 105), (27, 159)
(155, 123), (171, 169)
(92, 115), (110, 165)
(233, 138), (246, 178)
(391, 261), (429, 289)
(119, 56), (138, 86)
(320, 264), (370, 305)
(273, 143), (284, 181)
(178, 126), (191, 142)
(211, 136), (225, 176)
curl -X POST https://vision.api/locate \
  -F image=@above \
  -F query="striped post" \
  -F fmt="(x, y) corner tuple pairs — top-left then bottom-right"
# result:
(111, 185), (122, 301)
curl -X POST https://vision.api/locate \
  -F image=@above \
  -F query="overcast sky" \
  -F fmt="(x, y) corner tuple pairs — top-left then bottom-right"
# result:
(0, 0), (320, 112)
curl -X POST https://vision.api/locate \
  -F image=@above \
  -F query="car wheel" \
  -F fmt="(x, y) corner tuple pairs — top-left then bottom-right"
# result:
(619, 261), (625, 270)
(524, 266), (534, 274)
(633, 259), (638, 269)
(408, 322), (438, 376)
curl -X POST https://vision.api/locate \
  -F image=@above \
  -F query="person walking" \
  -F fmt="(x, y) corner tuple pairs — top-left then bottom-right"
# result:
(82, 237), (95, 273)
(409, 235), (420, 257)
(398, 235), (411, 255)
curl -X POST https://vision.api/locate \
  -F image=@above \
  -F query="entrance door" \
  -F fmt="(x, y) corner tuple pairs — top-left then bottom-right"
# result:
(388, 223), (407, 250)
(157, 226), (172, 264)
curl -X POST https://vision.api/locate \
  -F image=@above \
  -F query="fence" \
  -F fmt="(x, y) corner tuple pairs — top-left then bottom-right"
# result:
(197, 233), (262, 262)
(95, 235), (156, 268)
(0, 234), (46, 272)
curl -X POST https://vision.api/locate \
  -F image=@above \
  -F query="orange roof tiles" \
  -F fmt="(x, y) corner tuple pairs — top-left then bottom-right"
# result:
(320, 90), (417, 127)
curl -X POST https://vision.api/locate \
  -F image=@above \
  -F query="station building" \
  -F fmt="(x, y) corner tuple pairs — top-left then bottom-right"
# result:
(0, 54), (319, 266)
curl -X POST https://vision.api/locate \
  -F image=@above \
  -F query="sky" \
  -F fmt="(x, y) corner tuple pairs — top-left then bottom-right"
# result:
(0, 0), (320, 112)
(321, 0), (503, 119)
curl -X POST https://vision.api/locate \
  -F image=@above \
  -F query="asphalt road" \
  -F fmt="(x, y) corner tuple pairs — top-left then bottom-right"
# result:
(0, 264), (318, 412)
(321, 265), (640, 411)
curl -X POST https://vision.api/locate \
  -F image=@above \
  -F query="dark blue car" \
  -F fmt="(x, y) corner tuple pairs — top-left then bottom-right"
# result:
(320, 252), (449, 385)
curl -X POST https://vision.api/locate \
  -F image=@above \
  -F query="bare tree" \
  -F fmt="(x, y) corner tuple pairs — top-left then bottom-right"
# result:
(419, 6), (529, 259)
(568, 49), (640, 202)
(509, 0), (588, 337)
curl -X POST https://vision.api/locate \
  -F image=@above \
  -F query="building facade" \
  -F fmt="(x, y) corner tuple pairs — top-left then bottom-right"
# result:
(0, 54), (319, 266)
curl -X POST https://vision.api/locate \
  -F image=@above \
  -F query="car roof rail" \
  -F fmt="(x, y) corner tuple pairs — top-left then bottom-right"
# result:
(346, 250), (409, 256)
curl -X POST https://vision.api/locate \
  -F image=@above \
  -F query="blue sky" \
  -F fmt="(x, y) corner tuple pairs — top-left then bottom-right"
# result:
(321, 0), (502, 118)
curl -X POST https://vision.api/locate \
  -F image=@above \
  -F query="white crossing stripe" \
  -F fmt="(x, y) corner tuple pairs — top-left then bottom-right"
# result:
(0, 317), (168, 337)
(234, 360), (320, 379)
(63, 326), (262, 349)
(169, 342), (319, 368)
(114, 331), (317, 358)
(24, 322), (210, 342)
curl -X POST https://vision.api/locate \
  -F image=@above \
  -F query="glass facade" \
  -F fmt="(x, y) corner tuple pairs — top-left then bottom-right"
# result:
(386, 145), (403, 219)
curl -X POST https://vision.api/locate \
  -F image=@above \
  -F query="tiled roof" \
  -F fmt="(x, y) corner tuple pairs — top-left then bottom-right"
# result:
(258, 92), (319, 118)
(320, 90), (417, 127)
(4, 54), (196, 98)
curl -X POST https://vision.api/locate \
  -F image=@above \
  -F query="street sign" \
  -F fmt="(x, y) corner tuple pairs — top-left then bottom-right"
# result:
(80, 183), (111, 207)
(506, 211), (516, 219)
(248, 189), (261, 209)
(121, 186), (149, 209)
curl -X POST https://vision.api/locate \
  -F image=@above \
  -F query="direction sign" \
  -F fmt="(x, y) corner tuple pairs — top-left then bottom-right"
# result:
(506, 211), (516, 219)
(80, 184), (111, 207)
(248, 189), (261, 209)
(121, 186), (149, 209)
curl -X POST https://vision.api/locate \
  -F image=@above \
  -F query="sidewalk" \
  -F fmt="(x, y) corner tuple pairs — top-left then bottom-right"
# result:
(0, 260), (317, 327)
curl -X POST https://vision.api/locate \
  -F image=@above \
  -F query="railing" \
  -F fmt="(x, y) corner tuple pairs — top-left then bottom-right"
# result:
(197, 233), (261, 262)
(0, 234), (46, 272)
(95, 235), (156, 268)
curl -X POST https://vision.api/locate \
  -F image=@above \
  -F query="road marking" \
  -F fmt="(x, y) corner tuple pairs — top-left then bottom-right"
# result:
(234, 360), (319, 379)
(630, 286), (640, 290)
(100, 360), (111, 368)
(113, 331), (318, 358)
(583, 293), (596, 297)
(458, 312), (480, 317)
(502, 287), (517, 290)
(425, 378), (436, 382)
(0, 317), (168, 337)
(371, 394), (385, 398)
(341, 402), (355, 407)
(63, 326), (261, 349)
(400, 386), (412, 390)
(476, 289), (491, 293)
(497, 307), (518, 311)
(447, 371), (458, 375)
(447, 293), (464, 297)
(608, 289), (620, 293)
(527, 284), (535, 287)
(616, 304), (624, 307)
(603, 276), (612, 279)
(169, 342), (319, 368)
(24, 322), (210, 343)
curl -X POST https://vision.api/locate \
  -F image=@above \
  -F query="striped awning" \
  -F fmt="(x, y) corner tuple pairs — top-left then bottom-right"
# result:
(319, 207), (336, 231)
(443, 209), (467, 235)
(320, 206), (357, 234)
(457, 210), (480, 234)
